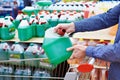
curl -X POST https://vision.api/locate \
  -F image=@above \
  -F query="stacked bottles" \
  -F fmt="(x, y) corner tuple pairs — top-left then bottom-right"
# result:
(4, 67), (13, 80)
(0, 41), (10, 60)
(13, 11), (23, 28)
(24, 43), (41, 67)
(49, 12), (58, 27)
(29, 15), (37, 37)
(22, 68), (31, 80)
(18, 18), (33, 41)
(14, 68), (23, 80)
(37, 16), (50, 37)
(58, 13), (67, 24)
(1, 16), (16, 40)
(0, 16), (4, 39)
(0, 66), (4, 80)
(9, 42), (24, 65)
(33, 70), (50, 80)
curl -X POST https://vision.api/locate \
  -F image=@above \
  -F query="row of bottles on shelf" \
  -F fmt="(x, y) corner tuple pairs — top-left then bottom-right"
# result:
(0, 41), (55, 69)
(48, 1), (96, 11)
(0, 14), (49, 41)
(0, 9), (85, 41)
(62, 0), (98, 2)
(46, 1), (120, 17)
(0, 65), (50, 80)
(48, 1), (120, 11)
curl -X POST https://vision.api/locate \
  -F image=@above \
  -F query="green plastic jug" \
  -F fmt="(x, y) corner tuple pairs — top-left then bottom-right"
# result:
(0, 66), (4, 80)
(9, 42), (24, 65)
(33, 70), (50, 80)
(13, 12), (23, 29)
(49, 13), (58, 27)
(18, 18), (33, 41)
(4, 67), (13, 80)
(0, 41), (10, 60)
(24, 43), (41, 67)
(13, 20), (20, 29)
(22, 68), (31, 80)
(58, 14), (67, 24)
(22, 7), (34, 17)
(1, 17), (16, 40)
(0, 23), (3, 39)
(0, 16), (4, 39)
(14, 68), (23, 80)
(66, 14), (76, 23)
(29, 15), (37, 37)
(42, 28), (73, 65)
(36, 0), (52, 7)
(36, 21), (49, 37)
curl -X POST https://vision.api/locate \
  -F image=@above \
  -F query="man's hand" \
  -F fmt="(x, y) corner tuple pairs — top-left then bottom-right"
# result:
(54, 22), (75, 34)
(67, 45), (87, 60)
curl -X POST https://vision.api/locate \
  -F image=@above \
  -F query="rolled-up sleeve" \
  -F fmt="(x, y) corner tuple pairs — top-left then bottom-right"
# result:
(86, 40), (120, 62)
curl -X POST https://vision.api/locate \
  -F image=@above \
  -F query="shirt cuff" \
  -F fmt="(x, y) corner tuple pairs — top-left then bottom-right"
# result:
(86, 46), (95, 57)
(73, 21), (81, 32)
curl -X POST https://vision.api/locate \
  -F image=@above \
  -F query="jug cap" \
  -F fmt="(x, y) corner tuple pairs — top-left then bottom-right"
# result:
(30, 43), (34, 46)
(45, 27), (69, 38)
(15, 42), (19, 44)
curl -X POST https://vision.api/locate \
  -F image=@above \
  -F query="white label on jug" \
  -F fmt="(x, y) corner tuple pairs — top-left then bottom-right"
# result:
(10, 54), (21, 63)
(19, 19), (29, 28)
(40, 62), (53, 67)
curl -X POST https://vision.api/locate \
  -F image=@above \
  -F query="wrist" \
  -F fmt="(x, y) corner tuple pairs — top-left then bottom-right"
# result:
(69, 22), (75, 32)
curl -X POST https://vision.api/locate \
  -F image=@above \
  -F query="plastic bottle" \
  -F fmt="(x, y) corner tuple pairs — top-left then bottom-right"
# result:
(36, 16), (50, 37)
(4, 67), (13, 80)
(99, 69), (107, 80)
(9, 42), (24, 65)
(49, 13), (58, 27)
(33, 70), (50, 80)
(14, 68), (23, 80)
(13, 11), (23, 28)
(90, 69), (99, 80)
(66, 13), (76, 23)
(58, 13), (67, 24)
(74, 12), (83, 21)
(84, 7), (90, 18)
(40, 71), (50, 80)
(0, 66), (4, 80)
(24, 43), (40, 67)
(18, 18), (33, 41)
(29, 15), (38, 37)
(32, 70), (40, 80)
(88, 39), (97, 46)
(0, 41), (10, 60)
(22, 68), (31, 80)
(0, 22), (3, 39)
(1, 17), (16, 40)
(44, 13), (51, 25)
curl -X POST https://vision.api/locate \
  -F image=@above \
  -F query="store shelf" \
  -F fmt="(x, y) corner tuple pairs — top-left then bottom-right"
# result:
(0, 31), (44, 43)
(0, 27), (115, 43)
(73, 27), (115, 41)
